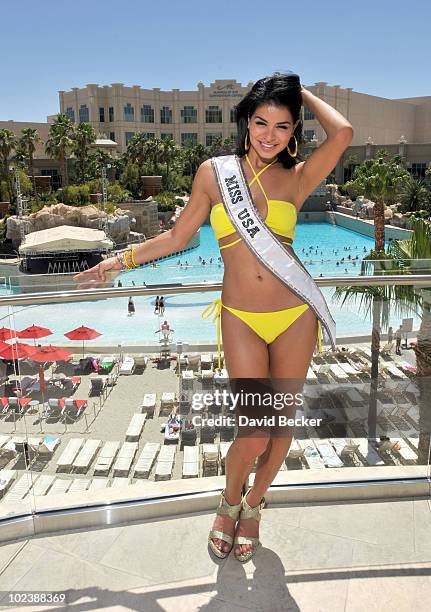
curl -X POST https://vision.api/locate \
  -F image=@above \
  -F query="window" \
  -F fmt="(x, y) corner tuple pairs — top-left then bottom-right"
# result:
(124, 103), (135, 122)
(142, 132), (155, 140)
(109, 106), (114, 122)
(125, 131), (135, 146)
(411, 162), (427, 178)
(65, 107), (75, 122)
(141, 104), (154, 123)
(303, 129), (316, 141)
(79, 104), (89, 123)
(181, 106), (197, 124)
(99, 107), (105, 123)
(109, 132), (116, 142)
(206, 132), (222, 146)
(206, 105), (222, 123)
(230, 107), (237, 123)
(304, 108), (315, 120)
(160, 106), (172, 124)
(181, 133), (198, 147)
(161, 133), (174, 141)
(41, 168), (60, 190)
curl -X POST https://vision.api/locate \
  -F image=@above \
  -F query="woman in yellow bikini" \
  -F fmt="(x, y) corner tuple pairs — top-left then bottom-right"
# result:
(75, 72), (353, 563)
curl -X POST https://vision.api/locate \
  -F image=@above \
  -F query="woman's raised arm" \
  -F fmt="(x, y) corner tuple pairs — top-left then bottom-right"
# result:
(74, 160), (213, 287)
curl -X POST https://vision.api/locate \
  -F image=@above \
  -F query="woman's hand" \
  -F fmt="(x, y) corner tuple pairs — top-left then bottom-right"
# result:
(73, 256), (123, 289)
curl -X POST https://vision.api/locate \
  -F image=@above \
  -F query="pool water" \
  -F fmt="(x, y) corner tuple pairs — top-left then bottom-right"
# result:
(0, 224), (419, 345)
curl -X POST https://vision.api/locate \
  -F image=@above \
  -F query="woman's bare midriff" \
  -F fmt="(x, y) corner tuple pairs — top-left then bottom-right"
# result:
(219, 235), (304, 311)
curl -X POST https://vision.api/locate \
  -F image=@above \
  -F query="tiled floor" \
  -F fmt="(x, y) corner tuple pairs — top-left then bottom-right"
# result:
(0, 497), (430, 611)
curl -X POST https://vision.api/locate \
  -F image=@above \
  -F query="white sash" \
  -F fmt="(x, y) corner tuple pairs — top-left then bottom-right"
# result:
(211, 154), (336, 350)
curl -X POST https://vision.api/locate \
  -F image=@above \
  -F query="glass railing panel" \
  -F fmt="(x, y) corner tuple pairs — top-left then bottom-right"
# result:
(0, 276), (429, 523)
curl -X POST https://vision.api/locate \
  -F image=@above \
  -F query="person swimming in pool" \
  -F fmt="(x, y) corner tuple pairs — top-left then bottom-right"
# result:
(74, 72), (353, 564)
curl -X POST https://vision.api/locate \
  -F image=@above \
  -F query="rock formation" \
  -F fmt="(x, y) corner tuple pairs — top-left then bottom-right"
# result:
(6, 203), (135, 247)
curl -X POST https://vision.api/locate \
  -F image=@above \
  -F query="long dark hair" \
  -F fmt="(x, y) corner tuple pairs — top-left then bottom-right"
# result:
(235, 72), (303, 168)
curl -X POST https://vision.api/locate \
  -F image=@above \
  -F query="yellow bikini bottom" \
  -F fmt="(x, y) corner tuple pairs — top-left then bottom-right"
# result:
(201, 298), (322, 370)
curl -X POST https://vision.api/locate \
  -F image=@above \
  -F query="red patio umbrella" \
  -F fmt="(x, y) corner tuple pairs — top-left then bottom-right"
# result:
(17, 325), (53, 345)
(0, 327), (17, 342)
(0, 342), (37, 360)
(64, 326), (102, 357)
(29, 345), (73, 394)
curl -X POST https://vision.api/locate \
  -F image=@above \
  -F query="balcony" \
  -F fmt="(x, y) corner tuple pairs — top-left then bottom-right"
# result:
(0, 275), (429, 607)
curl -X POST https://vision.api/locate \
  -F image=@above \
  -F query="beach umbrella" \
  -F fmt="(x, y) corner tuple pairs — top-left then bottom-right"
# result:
(17, 325), (53, 345)
(64, 326), (102, 357)
(0, 327), (17, 342)
(0, 342), (37, 360)
(30, 345), (73, 394)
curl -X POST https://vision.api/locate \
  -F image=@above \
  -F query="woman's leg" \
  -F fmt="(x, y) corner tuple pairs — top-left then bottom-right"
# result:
(209, 307), (271, 554)
(234, 307), (318, 557)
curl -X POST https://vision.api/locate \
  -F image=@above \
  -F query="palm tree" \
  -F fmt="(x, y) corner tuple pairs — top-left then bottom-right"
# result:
(45, 114), (74, 188)
(398, 176), (431, 213)
(389, 219), (431, 463)
(0, 129), (17, 203)
(160, 138), (179, 190)
(334, 256), (419, 437)
(20, 128), (41, 205)
(73, 123), (96, 183)
(345, 150), (409, 253)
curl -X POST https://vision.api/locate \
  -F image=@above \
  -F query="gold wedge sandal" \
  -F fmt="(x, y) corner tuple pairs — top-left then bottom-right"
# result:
(234, 488), (266, 563)
(208, 489), (243, 559)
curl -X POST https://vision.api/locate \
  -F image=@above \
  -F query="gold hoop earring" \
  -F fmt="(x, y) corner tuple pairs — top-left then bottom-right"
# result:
(244, 130), (250, 152)
(287, 135), (298, 158)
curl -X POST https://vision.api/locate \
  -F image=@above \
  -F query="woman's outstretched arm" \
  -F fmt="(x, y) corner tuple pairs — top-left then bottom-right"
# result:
(74, 160), (213, 287)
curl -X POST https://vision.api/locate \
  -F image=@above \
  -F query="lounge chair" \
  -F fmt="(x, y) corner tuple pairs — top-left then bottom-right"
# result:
(313, 439), (344, 468)
(119, 356), (135, 375)
(68, 479), (91, 493)
(89, 376), (108, 396)
(126, 413), (147, 442)
(200, 354), (212, 370)
(154, 445), (176, 481)
(295, 439), (326, 470)
(133, 442), (160, 478)
(88, 478), (110, 491)
(180, 426), (197, 449)
(202, 443), (219, 476)
(32, 474), (56, 497)
(164, 416), (180, 444)
(4, 473), (39, 503)
(160, 392), (176, 415)
(93, 441), (120, 475)
(47, 479), (71, 496)
(112, 442), (138, 476)
(134, 354), (148, 370)
(72, 439), (101, 472)
(0, 469), (17, 498)
(182, 445), (199, 478)
(56, 438), (84, 471)
(141, 393), (156, 417)
(44, 398), (65, 420)
(63, 399), (87, 421)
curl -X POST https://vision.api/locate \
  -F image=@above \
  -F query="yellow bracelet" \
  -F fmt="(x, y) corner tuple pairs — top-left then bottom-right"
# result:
(122, 250), (133, 270)
(131, 248), (138, 268)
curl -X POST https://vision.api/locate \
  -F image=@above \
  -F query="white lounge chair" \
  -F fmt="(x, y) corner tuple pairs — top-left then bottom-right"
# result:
(72, 439), (101, 472)
(202, 443), (219, 476)
(4, 473), (39, 503)
(112, 442), (138, 476)
(313, 439), (344, 468)
(0, 469), (17, 498)
(182, 445), (200, 478)
(93, 441), (120, 475)
(111, 477), (133, 488)
(88, 478), (110, 490)
(56, 438), (84, 471)
(68, 479), (91, 493)
(126, 413), (147, 442)
(134, 442), (160, 478)
(47, 479), (72, 496)
(200, 354), (212, 370)
(120, 356), (135, 375)
(31, 474), (56, 497)
(154, 445), (176, 481)
(141, 393), (156, 416)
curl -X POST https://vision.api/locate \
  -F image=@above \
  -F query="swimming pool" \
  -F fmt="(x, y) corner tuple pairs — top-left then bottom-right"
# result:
(0, 222), (419, 345)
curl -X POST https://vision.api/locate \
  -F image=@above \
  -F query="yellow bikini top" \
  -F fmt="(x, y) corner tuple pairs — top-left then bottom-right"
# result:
(210, 155), (297, 244)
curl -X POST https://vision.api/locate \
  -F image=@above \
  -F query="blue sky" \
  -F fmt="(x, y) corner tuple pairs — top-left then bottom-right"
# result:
(1, 0), (430, 122)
